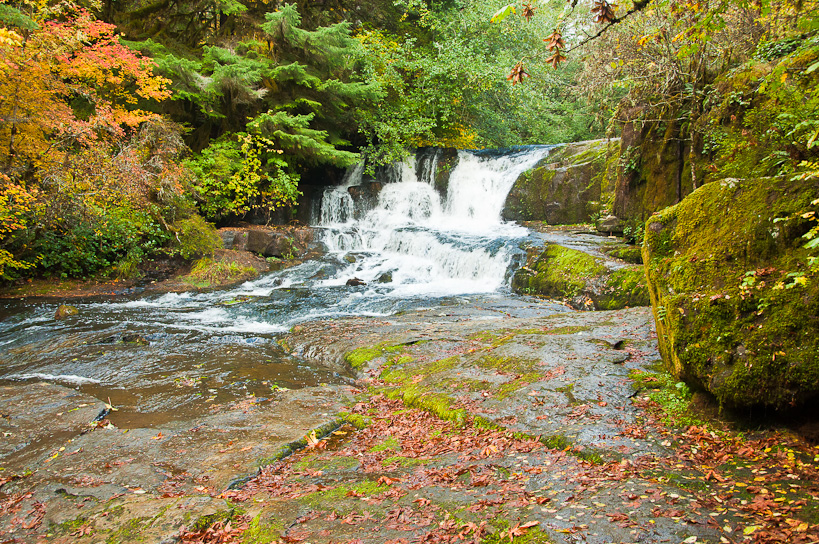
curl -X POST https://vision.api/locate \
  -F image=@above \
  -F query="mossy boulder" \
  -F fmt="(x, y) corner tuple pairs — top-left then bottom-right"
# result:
(512, 244), (649, 310)
(643, 176), (819, 410)
(54, 305), (79, 319)
(502, 139), (618, 224)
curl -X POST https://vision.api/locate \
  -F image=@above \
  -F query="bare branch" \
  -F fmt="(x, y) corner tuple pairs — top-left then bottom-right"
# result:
(566, 0), (654, 54)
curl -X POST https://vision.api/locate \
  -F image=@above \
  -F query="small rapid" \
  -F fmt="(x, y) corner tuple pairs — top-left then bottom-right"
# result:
(316, 147), (551, 297)
(0, 146), (554, 423)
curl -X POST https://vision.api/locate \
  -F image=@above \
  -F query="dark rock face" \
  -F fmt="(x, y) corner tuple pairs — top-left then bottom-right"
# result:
(502, 139), (617, 224)
(643, 176), (819, 410)
(596, 215), (625, 235)
(219, 226), (318, 259)
(346, 277), (366, 287)
(346, 182), (383, 219)
(613, 107), (693, 220)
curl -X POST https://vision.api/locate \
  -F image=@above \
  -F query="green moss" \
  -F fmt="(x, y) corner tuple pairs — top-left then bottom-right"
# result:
(595, 266), (650, 310)
(242, 513), (285, 544)
(299, 485), (350, 508)
(482, 519), (554, 543)
(629, 367), (703, 428)
(477, 354), (540, 375)
(381, 355), (460, 383)
(496, 372), (542, 400)
(182, 258), (258, 288)
(513, 244), (605, 299)
(369, 436), (400, 452)
(381, 455), (428, 467)
(352, 480), (390, 496)
(603, 245), (643, 264)
(644, 176), (819, 409)
(105, 517), (151, 544)
(387, 385), (467, 427)
(342, 412), (371, 429)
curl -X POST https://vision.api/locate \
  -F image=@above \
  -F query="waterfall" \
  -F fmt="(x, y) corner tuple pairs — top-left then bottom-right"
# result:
(315, 147), (551, 296)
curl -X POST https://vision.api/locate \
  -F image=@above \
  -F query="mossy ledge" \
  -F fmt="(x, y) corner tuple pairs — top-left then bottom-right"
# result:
(643, 176), (819, 410)
(512, 243), (649, 310)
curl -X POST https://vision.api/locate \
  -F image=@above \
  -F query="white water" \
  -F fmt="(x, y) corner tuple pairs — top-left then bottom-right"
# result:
(317, 147), (551, 296)
(0, 145), (557, 419)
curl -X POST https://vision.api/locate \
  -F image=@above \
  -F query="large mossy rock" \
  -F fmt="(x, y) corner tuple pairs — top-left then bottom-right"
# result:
(502, 139), (618, 224)
(613, 112), (694, 220)
(643, 177), (819, 410)
(512, 244), (649, 310)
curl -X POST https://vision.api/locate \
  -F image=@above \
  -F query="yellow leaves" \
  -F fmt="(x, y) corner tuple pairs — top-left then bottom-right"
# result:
(743, 525), (762, 535)
(0, 28), (23, 47)
(490, 5), (516, 24)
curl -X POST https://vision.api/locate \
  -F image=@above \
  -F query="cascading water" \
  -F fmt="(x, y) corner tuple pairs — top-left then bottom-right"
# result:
(315, 147), (551, 297)
(0, 146), (555, 423)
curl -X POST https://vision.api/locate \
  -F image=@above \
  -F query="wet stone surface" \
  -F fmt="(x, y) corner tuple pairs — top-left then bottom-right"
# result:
(1, 302), (818, 544)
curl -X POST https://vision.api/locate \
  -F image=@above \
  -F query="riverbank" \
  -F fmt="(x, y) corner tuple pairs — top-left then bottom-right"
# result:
(2, 299), (818, 543)
(0, 224), (321, 300)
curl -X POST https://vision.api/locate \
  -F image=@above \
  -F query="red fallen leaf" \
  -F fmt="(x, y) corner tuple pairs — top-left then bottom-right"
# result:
(413, 497), (431, 507)
(704, 470), (726, 483)
(377, 475), (401, 486)
(70, 523), (94, 536)
(509, 520), (539, 539)
(534, 496), (551, 504)
(607, 512), (629, 522)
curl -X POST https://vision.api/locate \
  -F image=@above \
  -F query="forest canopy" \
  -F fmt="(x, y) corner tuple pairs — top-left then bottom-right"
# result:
(1, 0), (817, 282)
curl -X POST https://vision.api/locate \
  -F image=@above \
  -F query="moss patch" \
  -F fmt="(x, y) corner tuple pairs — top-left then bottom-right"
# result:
(512, 244), (649, 310)
(182, 258), (258, 288)
(643, 176), (819, 409)
(344, 342), (404, 370)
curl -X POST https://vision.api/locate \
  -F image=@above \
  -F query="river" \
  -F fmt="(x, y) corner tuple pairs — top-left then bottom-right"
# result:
(0, 146), (559, 426)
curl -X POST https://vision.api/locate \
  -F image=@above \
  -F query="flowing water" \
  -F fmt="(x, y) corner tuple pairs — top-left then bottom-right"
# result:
(0, 146), (554, 426)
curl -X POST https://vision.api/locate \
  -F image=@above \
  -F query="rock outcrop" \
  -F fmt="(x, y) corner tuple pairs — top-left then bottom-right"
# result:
(643, 176), (819, 409)
(512, 244), (649, 310)
(220, 226), (320, 260)
(502, 139), (618, 224)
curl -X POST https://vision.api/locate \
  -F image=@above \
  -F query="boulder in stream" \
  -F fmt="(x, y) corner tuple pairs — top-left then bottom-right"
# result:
(502, 139), (618, 224)
(54, 305), (79, 320)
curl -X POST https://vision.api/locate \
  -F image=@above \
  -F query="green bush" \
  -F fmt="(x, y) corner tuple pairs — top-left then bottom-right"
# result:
(32, 205), (170, 279)
(169, 215), (222, 260)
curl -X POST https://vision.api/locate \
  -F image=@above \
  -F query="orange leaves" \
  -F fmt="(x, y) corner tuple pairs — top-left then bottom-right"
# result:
(544, 50), (567, 70)
(544, 29), (567, 70)
(0, 9), (170, 175)
(521, 2), (537, 22)
(507, 62), (529, 85)
(591, 0), (618, 24)
(544, 29), (565, 51)
(508, 520), (539, 540)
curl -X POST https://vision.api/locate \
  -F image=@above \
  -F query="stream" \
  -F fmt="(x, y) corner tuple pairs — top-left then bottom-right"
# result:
(0, 145), (587, 427)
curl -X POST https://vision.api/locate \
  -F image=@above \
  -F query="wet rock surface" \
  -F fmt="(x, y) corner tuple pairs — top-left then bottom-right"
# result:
(0, 384), (353, 542)
(2, 298), (818, 543)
